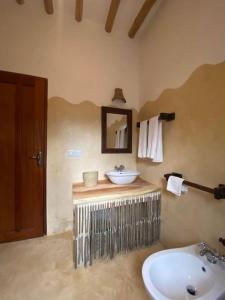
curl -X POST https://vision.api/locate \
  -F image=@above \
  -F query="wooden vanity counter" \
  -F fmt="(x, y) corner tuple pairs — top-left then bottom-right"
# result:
(73, 178), (159, 204)
(72, 178), (161, 268)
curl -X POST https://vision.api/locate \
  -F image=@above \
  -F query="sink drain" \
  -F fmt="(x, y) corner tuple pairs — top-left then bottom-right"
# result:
(186, 285), (197, 296)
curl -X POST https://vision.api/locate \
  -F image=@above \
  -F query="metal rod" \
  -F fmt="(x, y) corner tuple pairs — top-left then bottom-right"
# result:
(183, 180), (214, 194)
(137, 112), (175, 127)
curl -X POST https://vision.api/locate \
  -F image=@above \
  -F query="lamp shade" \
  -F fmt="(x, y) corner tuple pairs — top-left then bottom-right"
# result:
(112, 88), (126, 103)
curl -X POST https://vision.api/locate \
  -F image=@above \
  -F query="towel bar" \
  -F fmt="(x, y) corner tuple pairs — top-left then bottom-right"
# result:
(137, 112), (175, 128)
(164, 172), (225, 200)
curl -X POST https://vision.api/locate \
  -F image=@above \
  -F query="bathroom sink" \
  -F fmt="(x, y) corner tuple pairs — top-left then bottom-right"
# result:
(106, 170), (140, 185)
(142, 245), (225, 300)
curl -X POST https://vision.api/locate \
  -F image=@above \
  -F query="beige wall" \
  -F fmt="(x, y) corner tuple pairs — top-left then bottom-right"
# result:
(0, 1), (140, 109)
(140, 0), (225, 104)
(48, 98), (137, 234)
(139, 0), (225, 251)
(0, 2), (140, 234)
(1, 0), (225, 248)
(137, 62), (225, 252)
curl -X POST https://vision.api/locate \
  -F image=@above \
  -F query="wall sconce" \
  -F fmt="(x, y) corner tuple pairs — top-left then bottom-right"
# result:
(112, 88), (126, 103)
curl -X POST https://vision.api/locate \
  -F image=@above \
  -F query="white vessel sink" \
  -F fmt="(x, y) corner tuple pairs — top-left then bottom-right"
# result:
(106, 170), (140, 185)
(142, 245), (225, 300)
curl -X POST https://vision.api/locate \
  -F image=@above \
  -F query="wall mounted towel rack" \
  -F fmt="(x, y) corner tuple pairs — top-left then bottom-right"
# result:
(137, 112), (175, 128)
(164, 172), (225, 200)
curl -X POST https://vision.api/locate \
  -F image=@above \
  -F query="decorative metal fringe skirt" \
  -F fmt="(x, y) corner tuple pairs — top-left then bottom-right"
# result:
(73, 191), (161, 268)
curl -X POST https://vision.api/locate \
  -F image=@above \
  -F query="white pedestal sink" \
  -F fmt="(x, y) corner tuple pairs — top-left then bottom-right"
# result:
(142, 245), (225, 300)
(105, 170), (140, 185)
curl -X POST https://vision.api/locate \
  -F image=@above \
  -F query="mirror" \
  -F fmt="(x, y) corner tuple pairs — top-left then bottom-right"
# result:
(106, 113), (127, 149)
(101, 106), (132, 153)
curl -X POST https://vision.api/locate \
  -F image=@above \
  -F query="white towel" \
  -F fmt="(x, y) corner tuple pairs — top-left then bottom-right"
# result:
(167, 176), (188, 196)
(119, 125), (127, 148)
(115, 125), (127, 148)
(138, 120), (148, 158)
(115, 130), (120, 148)
(147, 116), (163, 162)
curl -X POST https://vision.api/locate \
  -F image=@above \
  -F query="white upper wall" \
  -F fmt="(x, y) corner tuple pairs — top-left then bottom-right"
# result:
(1, 0), (225, 109)
(140, 0), (225, 104)
(0, 0), (141, 109)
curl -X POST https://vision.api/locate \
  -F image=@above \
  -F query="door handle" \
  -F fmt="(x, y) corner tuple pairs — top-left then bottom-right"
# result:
(29, 151), (43, 167)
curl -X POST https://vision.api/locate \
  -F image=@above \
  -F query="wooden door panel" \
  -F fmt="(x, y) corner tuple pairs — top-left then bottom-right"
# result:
(20, 84), (37, 231)
(0, 82), (16, 237)
(0, 71), (47, 242)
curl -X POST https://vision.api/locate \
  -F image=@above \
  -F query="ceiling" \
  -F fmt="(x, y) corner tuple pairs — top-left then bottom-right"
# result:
(15, 0), (162, 38)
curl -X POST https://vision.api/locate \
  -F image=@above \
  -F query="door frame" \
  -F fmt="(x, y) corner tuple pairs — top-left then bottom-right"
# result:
(0, 70), (48, 236)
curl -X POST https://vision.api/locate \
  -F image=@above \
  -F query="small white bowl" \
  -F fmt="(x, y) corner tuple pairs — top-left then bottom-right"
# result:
(106, 170), (140, 185)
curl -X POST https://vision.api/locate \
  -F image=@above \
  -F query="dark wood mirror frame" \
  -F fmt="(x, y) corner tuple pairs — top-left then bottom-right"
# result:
(101, 106), (132, 153)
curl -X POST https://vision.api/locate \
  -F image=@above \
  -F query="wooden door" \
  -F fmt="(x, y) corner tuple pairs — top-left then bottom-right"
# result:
(0, 71), (47, 242)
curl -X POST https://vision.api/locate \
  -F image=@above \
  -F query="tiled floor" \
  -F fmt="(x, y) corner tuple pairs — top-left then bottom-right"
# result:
(0, 231), (163, 300)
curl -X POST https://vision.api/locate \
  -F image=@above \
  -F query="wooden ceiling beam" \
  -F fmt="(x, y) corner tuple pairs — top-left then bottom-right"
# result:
(105, 0), (121, 33)
(75, 0), (83, 22)
(128, 0), (156, 39)
(16, 0), (24, 4)
(44, 0), (54, 15)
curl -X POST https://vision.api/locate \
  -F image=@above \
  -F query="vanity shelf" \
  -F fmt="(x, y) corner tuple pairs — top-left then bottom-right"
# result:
(72, 179), (161, 268)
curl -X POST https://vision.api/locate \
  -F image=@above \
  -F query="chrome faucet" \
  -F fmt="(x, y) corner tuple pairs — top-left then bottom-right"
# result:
(198, 242), (225, 264)
(114, 165), (125, 172)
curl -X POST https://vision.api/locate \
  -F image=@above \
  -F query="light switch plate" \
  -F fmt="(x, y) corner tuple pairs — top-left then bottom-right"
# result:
(65, 149), (81, 158)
